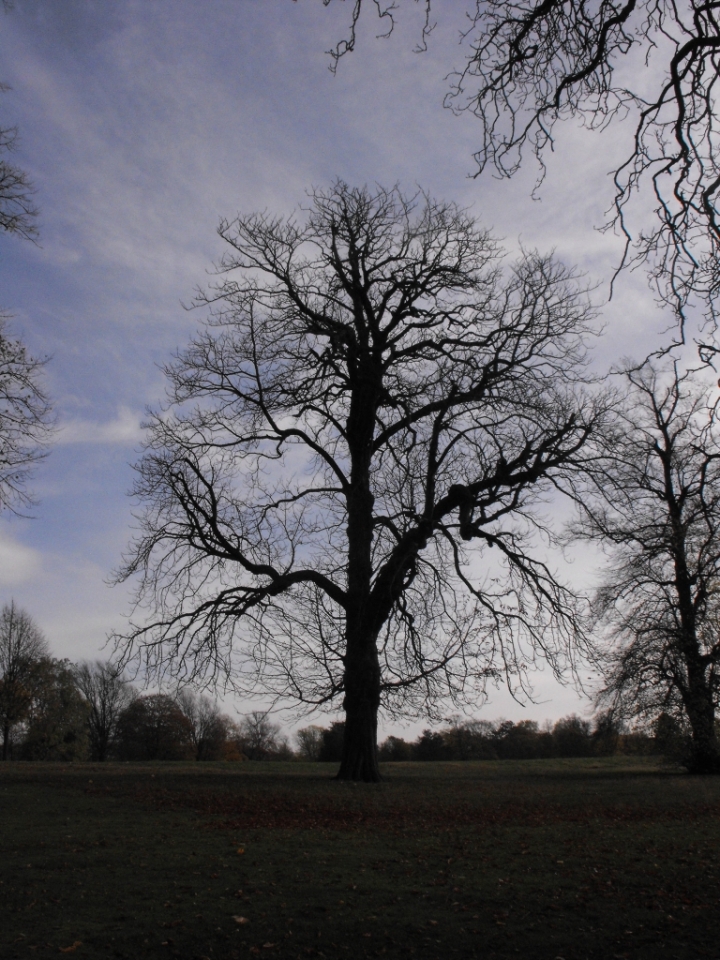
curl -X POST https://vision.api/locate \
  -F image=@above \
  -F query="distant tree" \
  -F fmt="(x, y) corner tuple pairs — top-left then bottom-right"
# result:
(0, 601), (48, 759)
(377, 734), (413, 761)
(20, 658), (89, 761)
(318, 722), (346, 763)
(270, 735), (295, 761)
(319, 0), (720, 321)
(296, 724), (325, 762)
(591, 709), (621, 757)
(591, 712), (615, 753)
(72, 660), (134, 761)
(115, 693), (194, 761)
(414, 728), (453, 762)
(552, 714), (593, 758)
(458, 719), (501, 760)
(575, 361), (720, 773)
(653, 711), (690, 762)
(116, 180), (607, 781)
(493, 719), (550, 760)
(238, 710), (281, 761)
(444, 717), (501, 761)
(176, 688), (234, 760)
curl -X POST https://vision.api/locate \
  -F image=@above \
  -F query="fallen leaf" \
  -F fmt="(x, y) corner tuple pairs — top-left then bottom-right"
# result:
(59, 943), (82, 954)
(237, 847), (245, 855)
(233, 915), (250, 925)
(262, 944), (276, 950)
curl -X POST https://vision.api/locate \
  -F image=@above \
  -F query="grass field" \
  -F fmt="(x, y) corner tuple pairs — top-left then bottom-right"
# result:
(2, 757), (720, 959)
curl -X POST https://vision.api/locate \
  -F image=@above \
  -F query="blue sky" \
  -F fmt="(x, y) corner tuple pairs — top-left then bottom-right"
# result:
(0, 0), (671, 735)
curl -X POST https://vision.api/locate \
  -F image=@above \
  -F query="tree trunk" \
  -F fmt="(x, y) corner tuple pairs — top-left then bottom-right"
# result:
(2, 722), (9, 760)
(684, 675), (720, 774)
(337, 639), (382, 782)
(339, 362), (384, 782)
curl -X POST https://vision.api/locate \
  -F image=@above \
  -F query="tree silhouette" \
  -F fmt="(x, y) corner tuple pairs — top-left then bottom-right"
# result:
(116, 181), (607, 780)
(575, 360), (720, 773)
(0, 600), (48, 759)
(320, 0), (720, 324)
(0, 3), (52, 510)
(72, 660), (134, 761)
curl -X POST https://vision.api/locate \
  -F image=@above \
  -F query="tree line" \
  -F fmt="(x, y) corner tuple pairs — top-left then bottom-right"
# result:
(0, 601), (294, 762)
(298, 715), (680, 764)
(0, 597), (687, 764)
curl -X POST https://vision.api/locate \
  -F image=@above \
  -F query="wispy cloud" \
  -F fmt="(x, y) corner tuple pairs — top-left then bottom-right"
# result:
(0, 533), (42, 586)
(57, 407), (143, 446)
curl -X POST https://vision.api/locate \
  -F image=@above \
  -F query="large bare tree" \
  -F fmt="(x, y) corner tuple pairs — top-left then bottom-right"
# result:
(318, 0), (720, 325)
(115, 181), (607, 781)
(573, 360), (720, 773)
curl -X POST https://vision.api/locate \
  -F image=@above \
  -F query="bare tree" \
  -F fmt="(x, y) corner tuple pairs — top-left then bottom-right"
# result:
(318, 1), (720, 324)
(0, 3), (51, 509)
(0, 2), (36, 241)
(238, 710), (282, 760)
(0, 319), (52, 511)
(115, 181), (608, 781)
(296, 724), (325, 761)
(0, 600), (48, 759)
(72, 660), (134, 761)
(176, 687), (233, 760)
(0, 109), (37, 242)
(574, 360), (720, 773)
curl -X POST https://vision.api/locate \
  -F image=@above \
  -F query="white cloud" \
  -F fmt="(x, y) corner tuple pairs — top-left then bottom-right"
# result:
(0, 534), (42, 587)
(57, 406), (143, 446)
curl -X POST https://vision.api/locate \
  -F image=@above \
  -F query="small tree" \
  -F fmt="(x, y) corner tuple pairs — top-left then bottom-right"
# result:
(0, 601), (48, 759)
(575, 360), (720, 773)
(73, 660), (134, 761)
(116, 181), (607, 781)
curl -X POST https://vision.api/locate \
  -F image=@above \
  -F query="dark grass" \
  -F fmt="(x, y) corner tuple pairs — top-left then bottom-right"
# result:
(2, 757), (720, 959)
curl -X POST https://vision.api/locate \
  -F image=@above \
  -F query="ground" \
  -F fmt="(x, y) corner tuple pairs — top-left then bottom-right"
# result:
(2, 757), (719, 959)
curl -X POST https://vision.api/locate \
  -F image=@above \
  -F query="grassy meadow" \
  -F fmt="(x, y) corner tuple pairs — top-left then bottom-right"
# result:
(2, 757), (720, 959)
